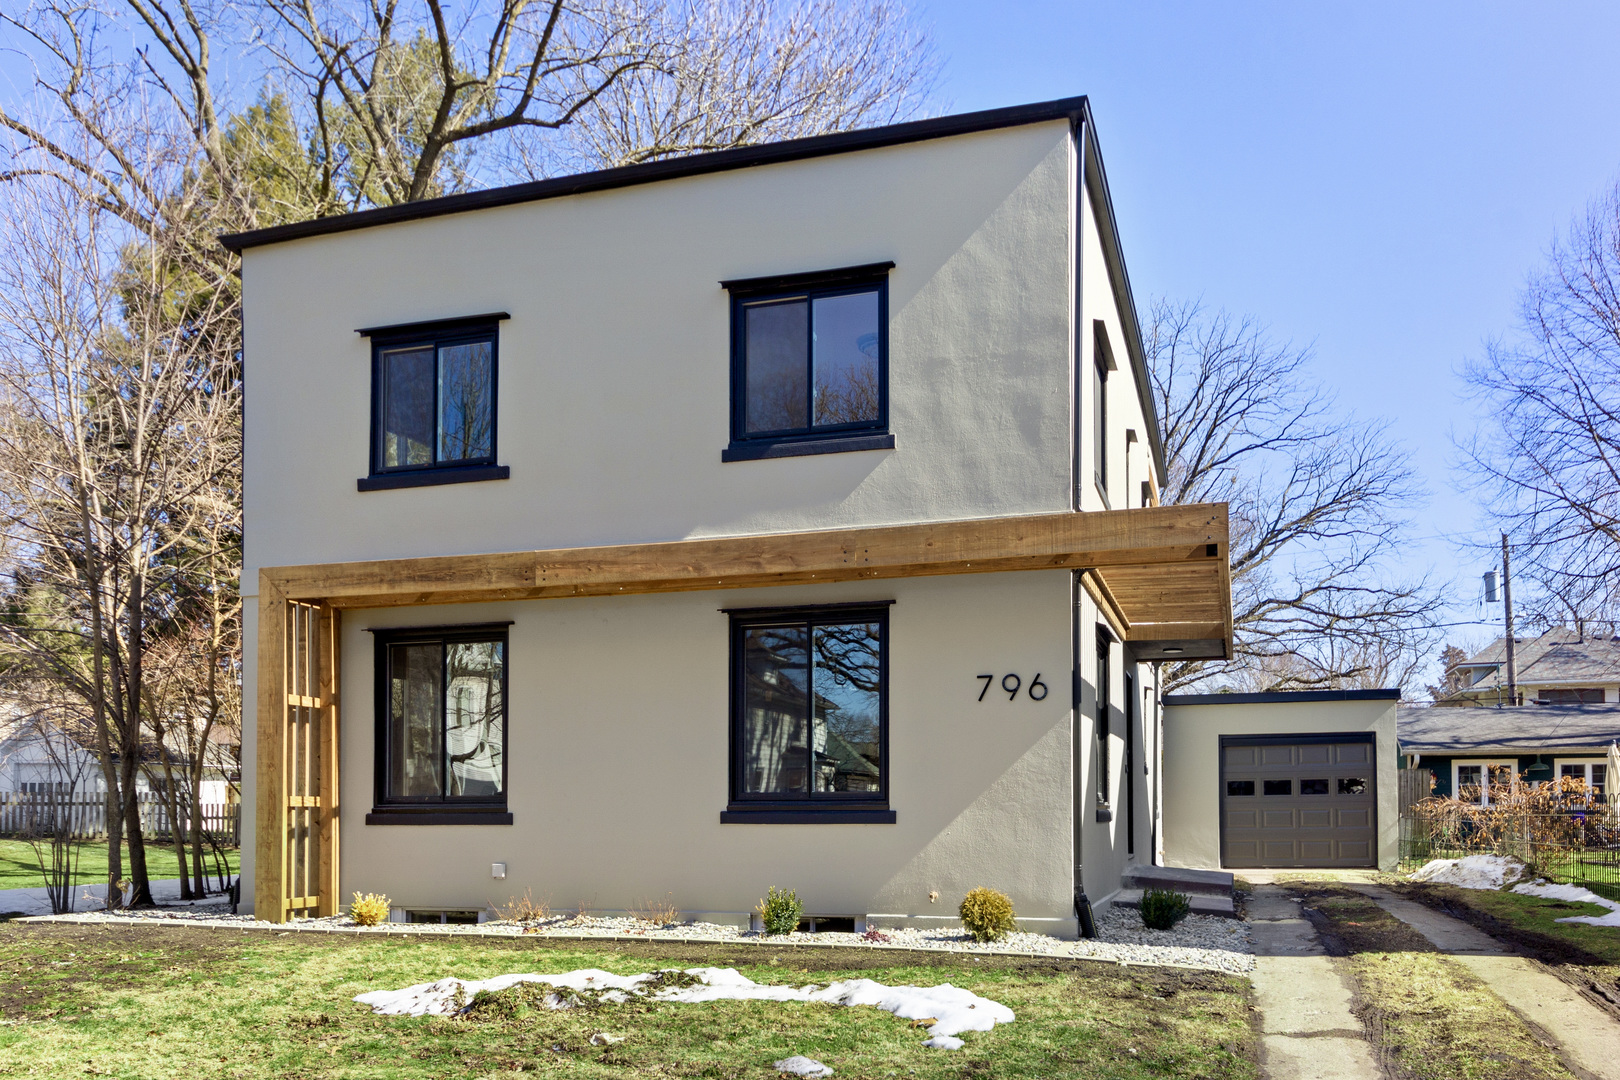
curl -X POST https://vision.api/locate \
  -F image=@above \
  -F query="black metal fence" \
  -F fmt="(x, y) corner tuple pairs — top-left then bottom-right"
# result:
(1399, 813), (1620, 902)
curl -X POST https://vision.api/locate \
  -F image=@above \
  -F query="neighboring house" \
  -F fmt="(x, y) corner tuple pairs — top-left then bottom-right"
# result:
(0, 714), (235, 805)
(227, 96), (1245, 930)
(1399, 703), (1617, 805)
(1442, 628), (1620, 707)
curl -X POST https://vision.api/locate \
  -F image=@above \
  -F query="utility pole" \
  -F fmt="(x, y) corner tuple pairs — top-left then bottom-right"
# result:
(1502, 532), (1517, 706)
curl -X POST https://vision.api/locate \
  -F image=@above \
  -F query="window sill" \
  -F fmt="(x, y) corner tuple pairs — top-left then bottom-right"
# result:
(722, 433), (895, 463)
(720, 805), (895, 824)
(358, 465), (509, 492)
(365, 809), (513, 826)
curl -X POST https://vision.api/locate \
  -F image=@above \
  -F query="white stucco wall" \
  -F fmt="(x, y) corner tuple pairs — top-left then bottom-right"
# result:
(1160, 697), (1400, 872)
(305, 571), (1078, 931)
(240, 121), (1079, 583)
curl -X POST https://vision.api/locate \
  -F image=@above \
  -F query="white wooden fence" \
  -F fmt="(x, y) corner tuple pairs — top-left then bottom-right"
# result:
(0, 792), (239, 844)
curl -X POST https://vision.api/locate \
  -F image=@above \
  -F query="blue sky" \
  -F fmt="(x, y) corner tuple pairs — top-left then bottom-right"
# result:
(919, 0), (1620, 661)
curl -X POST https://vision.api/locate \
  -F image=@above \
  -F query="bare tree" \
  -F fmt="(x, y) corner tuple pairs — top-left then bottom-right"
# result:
(1148, 300), (1444, 692)
(1460, 177), (1620, 626)
(0, 136), (241, 907)
(526, 0), (937, 173)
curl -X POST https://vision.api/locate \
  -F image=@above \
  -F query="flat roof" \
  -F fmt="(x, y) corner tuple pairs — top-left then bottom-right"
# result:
(1163, 689), (1402, 707)
(219, 96), (1092, 253)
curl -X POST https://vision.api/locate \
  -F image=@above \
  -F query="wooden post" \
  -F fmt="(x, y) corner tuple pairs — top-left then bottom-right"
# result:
(255, 574), (289, 922)
(316, 605), (341, 916)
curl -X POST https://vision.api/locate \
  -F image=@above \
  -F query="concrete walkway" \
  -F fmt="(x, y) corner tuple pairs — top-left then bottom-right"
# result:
(0, 878), (220, 917)
(1352, 884), (1620, 1080)
(1246, 884), (1380, 1079)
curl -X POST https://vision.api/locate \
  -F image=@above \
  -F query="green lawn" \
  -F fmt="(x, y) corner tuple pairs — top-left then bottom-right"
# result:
(0, 839), (238, 893)
(0, 923), (1259, 1079)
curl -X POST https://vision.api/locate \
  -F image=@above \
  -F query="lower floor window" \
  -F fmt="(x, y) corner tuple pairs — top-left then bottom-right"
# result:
(1454, 761), (1515, 805)
(1557, 760), (1607, 799)
(730, 605), (888, 807)
(375, 626), (507, 810)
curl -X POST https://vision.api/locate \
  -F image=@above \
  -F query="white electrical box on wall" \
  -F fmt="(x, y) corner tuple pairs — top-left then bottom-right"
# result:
(492, 862), (507, 879)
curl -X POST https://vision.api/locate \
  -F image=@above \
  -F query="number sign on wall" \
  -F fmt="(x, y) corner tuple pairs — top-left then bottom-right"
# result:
(976, 674), (1048, 701)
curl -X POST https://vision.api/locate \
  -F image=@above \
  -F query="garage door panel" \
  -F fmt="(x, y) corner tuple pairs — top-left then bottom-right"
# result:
(1225, 746), (1258, 768)
(1221, 736), (1376, 869)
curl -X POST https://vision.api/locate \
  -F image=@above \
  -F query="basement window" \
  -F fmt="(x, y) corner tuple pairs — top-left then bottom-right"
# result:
(722, 603), (892, 823)
(367, 624), (511, 825)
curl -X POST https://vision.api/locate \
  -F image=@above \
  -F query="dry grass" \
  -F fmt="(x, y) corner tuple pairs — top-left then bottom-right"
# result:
(493, 888), (550, 923)
(632, 893), (681, 926)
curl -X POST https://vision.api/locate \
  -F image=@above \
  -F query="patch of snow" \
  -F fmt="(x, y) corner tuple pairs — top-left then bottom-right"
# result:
(1511, 880), (1620, 926)
(355, 966), (1013, 1047)
(921, 1035), (964, 1050)
(773, 1056), (834, 1076)
(1407, 855), (1529, 890)
(588, 1032), (622, 1045)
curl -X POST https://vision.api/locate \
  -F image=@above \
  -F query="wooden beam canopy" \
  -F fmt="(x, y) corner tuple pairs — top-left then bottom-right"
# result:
(262, 504), (1232, 651)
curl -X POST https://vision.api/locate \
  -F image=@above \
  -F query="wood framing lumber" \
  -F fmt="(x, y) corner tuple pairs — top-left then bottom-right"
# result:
(262, 505), (1230, 622)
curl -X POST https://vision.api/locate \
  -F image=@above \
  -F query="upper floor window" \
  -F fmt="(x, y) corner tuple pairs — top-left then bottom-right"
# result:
(358, 314), (510, 491)
(721, 263), (894, 462)
(1093, 322), (1114, 503)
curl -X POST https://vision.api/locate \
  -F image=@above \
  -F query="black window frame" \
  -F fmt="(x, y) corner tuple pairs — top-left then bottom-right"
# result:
(1095, 633), (1111, 807)
(1093, 322), (1112, 504)
(722, 601), (894, 823)
(721, 263), (895, 462)
(358, 313), (510, 491)
(367, 622), (512, 825)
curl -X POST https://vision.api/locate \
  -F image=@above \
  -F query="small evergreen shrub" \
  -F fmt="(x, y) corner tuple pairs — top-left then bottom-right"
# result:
(1139, 888), (1192, 931)
(959, 887), (1016, 942)
(755, 886), (803, 935)
(349, 892), (390, 926)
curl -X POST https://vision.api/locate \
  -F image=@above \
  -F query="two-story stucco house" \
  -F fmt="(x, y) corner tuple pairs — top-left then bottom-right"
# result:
(226, 96), (1235, 932)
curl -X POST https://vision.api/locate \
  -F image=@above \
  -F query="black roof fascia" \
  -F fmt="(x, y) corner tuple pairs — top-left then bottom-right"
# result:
(220, 97), (1091, 254)
(1163, 689), (1403, 706)
(1075, 111), (1166, 480)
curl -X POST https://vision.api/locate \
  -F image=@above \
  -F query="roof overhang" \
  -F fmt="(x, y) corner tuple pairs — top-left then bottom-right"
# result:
(262, 504), (1232, 659)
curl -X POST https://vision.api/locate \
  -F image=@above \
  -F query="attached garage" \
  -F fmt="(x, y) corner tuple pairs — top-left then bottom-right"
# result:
(1159, 690), (1398, 872)
(1219, 735), (1377, 868)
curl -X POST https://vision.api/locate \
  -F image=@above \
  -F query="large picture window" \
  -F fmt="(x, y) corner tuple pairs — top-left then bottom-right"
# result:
(724, 603), (892, 823)
(722, 264), (893, 462)
(359, 314), (509, 491)
(369, 624), (510, 825)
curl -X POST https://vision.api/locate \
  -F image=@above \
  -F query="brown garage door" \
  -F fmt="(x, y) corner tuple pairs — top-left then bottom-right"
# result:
(1220, 736), (1376, 868)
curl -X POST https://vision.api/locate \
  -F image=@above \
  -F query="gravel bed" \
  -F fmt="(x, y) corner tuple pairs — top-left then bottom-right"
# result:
(24, 902), (1255, 974)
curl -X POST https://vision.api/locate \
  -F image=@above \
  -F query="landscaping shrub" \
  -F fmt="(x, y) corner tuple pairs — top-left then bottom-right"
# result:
(1139, 888), (1192, 931)
(755, 886), (803, 935)
(349, 892), (390, 926)
(959, 887), (1016, 942)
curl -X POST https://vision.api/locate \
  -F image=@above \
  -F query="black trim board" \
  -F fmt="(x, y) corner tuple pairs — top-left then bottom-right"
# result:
(720, 808), (895, 824)
(357, 312), (511, 338)
(1165, 689), (1402, 706)
(366, 811), (514, 826)
(722, 433), (894, 462)
(1219, 732), (1376, 748)
(220, 99), (1090, 253)
(721, 261), (895, 295)
(357, 465), (509, 491)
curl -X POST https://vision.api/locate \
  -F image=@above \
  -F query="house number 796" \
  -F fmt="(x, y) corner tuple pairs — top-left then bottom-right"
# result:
(977, 674), (1048, 701)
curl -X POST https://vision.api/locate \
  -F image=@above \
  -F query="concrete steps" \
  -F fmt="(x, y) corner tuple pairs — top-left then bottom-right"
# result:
(1112, 865), (1238, 918)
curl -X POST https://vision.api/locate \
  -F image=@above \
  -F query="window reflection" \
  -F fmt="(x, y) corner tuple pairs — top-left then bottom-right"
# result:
(738, 615), (884, 800)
